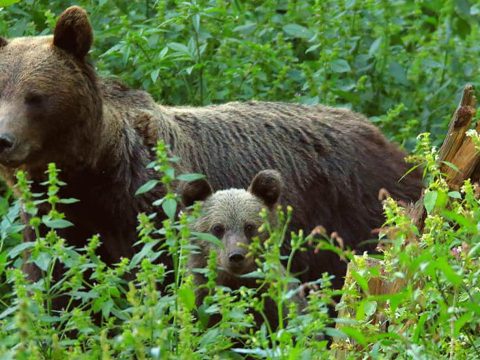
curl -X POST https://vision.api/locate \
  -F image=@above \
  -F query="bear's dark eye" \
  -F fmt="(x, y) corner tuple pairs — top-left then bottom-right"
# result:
(244, 223), (257, 237)
(211, 224), (225, 238)
(24, 92), (46, 107)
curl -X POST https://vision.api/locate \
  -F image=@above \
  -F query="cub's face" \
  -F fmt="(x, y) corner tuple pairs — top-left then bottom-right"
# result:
(181, 170), (283, 276)
(195, 189), (266, 275)
(0, 7), (98, 171)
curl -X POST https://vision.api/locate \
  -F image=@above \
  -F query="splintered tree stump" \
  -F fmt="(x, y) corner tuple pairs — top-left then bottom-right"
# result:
(439, 85), (478, 189)
(438, 84), (477, 164)
(333, 84), (479, 355)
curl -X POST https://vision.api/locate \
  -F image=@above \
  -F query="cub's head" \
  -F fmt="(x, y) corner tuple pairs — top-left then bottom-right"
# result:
(181, 170), (283, 276)
(0, 7), (100, 173)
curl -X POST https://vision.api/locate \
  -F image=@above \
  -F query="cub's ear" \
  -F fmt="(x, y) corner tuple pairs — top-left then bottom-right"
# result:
(180, 178), (213, 207)
(0, 37), (7, 47)
(53, 6), (93, 59)
(248, 170), (283, 207)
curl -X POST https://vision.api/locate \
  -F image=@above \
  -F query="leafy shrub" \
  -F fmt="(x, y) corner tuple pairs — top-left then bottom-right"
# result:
(0, 143), (335, 358)
(0, 0), (479, 147)
(334, 133), (480, 358)
(0, 135), (479, 358)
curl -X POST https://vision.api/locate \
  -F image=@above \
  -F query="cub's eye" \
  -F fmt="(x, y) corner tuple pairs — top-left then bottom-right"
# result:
(211, 224), (225, 238)
(24, 92), (46, 106)
(244, 223), (257, 237)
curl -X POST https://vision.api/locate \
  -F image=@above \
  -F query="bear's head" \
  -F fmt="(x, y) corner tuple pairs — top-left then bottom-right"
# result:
(0, 7), (101, 174)
(181, 169), (283, 276)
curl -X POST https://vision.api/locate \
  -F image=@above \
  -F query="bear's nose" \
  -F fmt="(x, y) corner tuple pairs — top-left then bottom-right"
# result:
(0, 133), (15, 154)
(229, 251), (245, 264)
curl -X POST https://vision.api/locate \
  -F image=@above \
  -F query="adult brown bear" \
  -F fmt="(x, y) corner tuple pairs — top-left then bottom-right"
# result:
(0, 7), (421, 287)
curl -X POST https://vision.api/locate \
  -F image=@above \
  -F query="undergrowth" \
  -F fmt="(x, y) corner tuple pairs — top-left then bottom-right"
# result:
(0, 138), (478, 358)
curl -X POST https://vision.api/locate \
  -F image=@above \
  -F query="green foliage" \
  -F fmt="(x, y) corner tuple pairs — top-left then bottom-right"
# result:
(1, 137), (480, 358)
(1, 0), (479, 147)
(0, 143), (334, 358)
(335, 134), (480, 358)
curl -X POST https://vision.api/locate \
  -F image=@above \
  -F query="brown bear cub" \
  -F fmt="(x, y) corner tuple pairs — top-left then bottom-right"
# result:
(181, 170), (305, 330)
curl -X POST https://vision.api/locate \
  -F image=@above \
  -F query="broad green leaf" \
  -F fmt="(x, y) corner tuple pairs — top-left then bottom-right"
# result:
(191, 232), (223, 248)
(423, 190), (438, 214)
(177, 173), (206, 182)
(135, 179), (158, 195)
(368, 37), (382, 57)
(389, 61), (408, 85)
(350, 269), (369, 293)
(364, 300), (377, 318)
(42, 217), (74, 229)
(58, 198), (80, 204)
(441, 161), (460, 173)
(436, 257), (462, 285)
(331, 59), (351, 73)
(283, 23), (314, 39)
(8, 242), (35, 259)
(324, 327), (346, 339)
(130, 240), (160, 268)
(167, 42), (192, 57)
(162, 198), (177, 219)
(435, 190), (448, 210)
(341, 327), (367, 346)
(442, 210), (475, 231)
(178, 287), (195, 311)
(448, 191), (461, 199)
(454, 312), (473, 337)
(413, 313), (428, 342)
(192, 14), (200, 33)
(0, 305), (17, 320)
(233, 22), (256, 35)
(150, 69), (160, 83)
(33, 252), (51, 272)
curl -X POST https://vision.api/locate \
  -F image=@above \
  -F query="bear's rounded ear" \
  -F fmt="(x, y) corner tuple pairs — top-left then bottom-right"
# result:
(248, 170), (283, 207)
(53, 6), (93, 59)
(180, 178), (213, 207)
(0, 37), (7, 47)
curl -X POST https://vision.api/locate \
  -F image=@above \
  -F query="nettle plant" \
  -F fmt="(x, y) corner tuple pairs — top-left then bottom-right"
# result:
(0, 142), (335, 359)
(334, 133), (480, 358)
(1, 137), (478, 358)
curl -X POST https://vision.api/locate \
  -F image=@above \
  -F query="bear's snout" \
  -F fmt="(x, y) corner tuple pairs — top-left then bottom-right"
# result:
(224, 247), (254, 275)
(228, 250), (246, 264)
(0, 133), (15, 154)
(0, 130), (37, 167)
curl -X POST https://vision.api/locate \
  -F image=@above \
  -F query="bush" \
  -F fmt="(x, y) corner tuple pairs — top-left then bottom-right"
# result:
(0, 137), (479, 358)
(0, 0), (479, 147)
(0, 143), (336, 358)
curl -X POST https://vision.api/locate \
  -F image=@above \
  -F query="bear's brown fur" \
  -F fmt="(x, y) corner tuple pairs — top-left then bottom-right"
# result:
(0, 7), (422, 288)
(182, 170), (305, 330)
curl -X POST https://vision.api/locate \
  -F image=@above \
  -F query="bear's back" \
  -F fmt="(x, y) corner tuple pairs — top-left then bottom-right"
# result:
(167, 102), (420, 244)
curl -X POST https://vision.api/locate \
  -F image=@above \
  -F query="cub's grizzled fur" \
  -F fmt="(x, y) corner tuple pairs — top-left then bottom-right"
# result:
(0, 7), (421, 287)
(182, 170), (305, 329)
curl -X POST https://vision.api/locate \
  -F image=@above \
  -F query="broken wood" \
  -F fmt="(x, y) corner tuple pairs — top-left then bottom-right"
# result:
(440, 85), (478, 189)
(415, 84), (477, 230)
(438, 84), (476, 165)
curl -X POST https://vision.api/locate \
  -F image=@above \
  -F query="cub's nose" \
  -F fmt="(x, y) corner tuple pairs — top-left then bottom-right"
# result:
(0, 133), (15, 154)
(229, 251), (246, 264)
